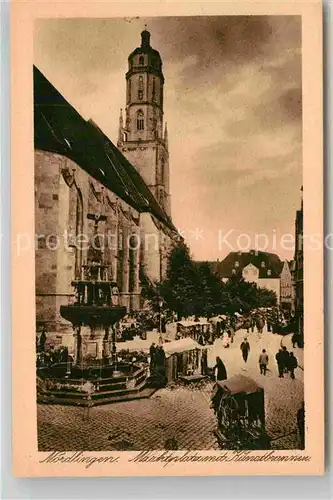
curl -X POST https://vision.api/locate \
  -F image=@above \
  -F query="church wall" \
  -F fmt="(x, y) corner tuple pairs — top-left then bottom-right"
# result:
(121, 144), (157, 189)
(35, 149), (142, 341)
(139, 213), (162, 282)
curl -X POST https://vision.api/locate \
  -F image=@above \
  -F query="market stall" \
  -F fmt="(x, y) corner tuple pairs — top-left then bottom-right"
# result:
(164, 338), (209, 383)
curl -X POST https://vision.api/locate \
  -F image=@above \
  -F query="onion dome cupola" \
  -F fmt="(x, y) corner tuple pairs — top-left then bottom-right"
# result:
(126, 29), (164, 83)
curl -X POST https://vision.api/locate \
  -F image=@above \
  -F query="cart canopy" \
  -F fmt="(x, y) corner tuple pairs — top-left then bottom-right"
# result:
(216, 374), (263, 395)
(164, 338), (207, 357)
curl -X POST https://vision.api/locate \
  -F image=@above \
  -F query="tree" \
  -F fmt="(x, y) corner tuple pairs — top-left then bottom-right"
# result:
(158, 243), (200, 319)
(221, 275), (277, 312)
(140, 246), (277, 320)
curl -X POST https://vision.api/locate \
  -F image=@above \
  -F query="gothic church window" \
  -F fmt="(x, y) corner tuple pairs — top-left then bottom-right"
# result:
(161, 158), (165, 184)
(136, 110), (144, 130)
(139, 55), (144, 65)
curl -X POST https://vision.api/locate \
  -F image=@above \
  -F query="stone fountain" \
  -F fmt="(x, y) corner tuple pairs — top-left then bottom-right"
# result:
(60, 213), (126, 371)
(37, 213), (152, 406)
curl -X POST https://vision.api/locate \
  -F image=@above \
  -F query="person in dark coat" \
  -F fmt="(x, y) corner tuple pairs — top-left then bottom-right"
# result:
(201, 350), (208, 375)
(297, 402), (305, 449)
(149, 342), (156, 372)
(288, 352), (298, 379)
(214, 356), (227, 381)
(240, 338), (250, 363)
(281, 346), (290, 374)
(276, 347), (289, 377)
(291, 332), (298, 348)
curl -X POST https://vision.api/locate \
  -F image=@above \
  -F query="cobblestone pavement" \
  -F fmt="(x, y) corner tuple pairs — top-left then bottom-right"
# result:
(38, 383), (219, 451)
(38, 329), (303, 451)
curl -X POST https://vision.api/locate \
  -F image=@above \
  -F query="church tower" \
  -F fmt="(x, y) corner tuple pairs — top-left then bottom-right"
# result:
(118, 29), (171, 216)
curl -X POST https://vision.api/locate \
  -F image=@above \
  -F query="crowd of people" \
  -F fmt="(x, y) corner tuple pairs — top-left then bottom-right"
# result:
(275, 346), (298, 379)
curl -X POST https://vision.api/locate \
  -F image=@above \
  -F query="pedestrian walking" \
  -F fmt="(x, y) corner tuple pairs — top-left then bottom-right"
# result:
(281, 345), (290, 374)
(259, 349), (269, 375)
(288, 351), (298, 379)
(213, 356), (227, 381)
(240, 338), (250, 363)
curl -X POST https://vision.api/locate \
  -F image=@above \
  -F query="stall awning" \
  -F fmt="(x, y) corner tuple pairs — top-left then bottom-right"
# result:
(164, 338), (207, 357)
(177, 320), (210, 328)
(33, 66), (177, 233)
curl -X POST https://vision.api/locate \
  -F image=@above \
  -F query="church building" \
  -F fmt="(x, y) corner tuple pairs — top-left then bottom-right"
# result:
(33, 30), (179, 344)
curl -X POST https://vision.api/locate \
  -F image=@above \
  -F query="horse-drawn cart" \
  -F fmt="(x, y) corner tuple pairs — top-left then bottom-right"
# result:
(211, 374), (271, 450)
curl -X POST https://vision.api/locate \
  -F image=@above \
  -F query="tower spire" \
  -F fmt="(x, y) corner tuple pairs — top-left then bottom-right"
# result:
(118, 108), (123, 145)
(141, 27), (151, 48)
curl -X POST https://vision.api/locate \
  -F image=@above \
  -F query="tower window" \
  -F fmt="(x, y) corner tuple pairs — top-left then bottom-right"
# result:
(139, 76), (143, 89)
(138, 76), (144, 100)
(139, 55), (144, 65)
(235, 261), (240, 268)
(136, 110), (144, 130)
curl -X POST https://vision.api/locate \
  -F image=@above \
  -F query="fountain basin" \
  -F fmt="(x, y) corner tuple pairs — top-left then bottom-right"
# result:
(37, 361), (155, 406)
(60, 305), (126, 326)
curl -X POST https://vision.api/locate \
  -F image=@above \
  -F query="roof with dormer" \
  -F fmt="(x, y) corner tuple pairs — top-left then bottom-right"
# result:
(208, 251), (284, 279)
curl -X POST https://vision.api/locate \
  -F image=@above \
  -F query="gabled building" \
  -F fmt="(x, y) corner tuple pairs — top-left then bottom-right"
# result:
(210, 250), (293, 307)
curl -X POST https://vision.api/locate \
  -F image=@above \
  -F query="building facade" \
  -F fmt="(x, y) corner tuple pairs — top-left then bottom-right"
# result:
(210, 250), (293, 306)
(293, 190), (304, 341)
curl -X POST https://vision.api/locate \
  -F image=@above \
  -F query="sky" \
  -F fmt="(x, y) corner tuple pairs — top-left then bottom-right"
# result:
(34, 16), (302, 262)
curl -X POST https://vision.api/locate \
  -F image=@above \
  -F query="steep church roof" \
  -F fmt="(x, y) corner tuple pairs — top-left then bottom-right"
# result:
(34, 65), (177, 233)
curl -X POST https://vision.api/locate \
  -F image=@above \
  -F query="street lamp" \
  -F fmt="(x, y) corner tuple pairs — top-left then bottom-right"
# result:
(158, 299), (163, 345)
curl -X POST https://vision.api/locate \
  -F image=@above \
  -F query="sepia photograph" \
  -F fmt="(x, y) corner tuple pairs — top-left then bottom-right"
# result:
(31, 14), (308, 454)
